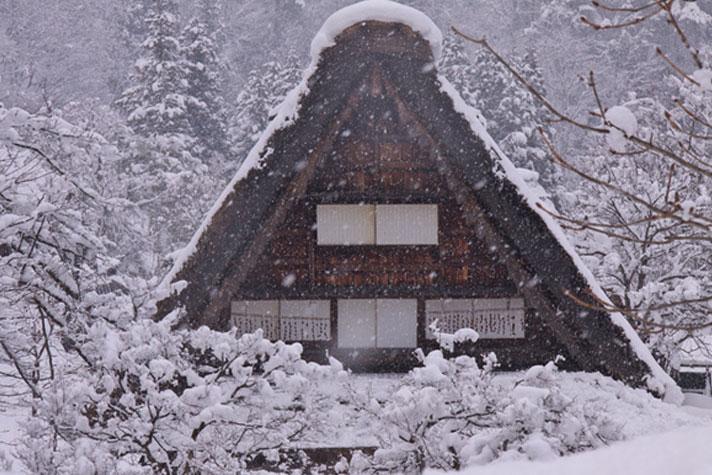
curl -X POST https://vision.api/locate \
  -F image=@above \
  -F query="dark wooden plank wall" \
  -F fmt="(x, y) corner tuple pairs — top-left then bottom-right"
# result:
(229, 68), (574, 370)
(246, 90), (514, 294)
(248, 194), (513, 294)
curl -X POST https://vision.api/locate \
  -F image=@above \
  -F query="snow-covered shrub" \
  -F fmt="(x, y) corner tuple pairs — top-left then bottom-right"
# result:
(350, 352), (620, 473)
(20, 320), (344, 474)
(1, 102), (139, 405)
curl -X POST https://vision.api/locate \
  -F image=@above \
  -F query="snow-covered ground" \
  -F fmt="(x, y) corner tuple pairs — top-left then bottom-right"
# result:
(427, 424), (712, 475)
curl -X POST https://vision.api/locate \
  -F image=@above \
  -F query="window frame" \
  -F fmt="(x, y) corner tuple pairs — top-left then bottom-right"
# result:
(315, 203), (439, 246)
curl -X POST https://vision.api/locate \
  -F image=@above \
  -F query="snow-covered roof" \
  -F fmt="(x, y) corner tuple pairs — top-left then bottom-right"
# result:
(437, 76), (681, 403)
(156, 1), (680, 403)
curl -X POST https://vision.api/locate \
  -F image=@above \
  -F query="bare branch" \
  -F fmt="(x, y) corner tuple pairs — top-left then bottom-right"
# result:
(657, 47), (701, 86)
(591, 0), (661, 14)
(581, 7), (661, 30)
(665, 111), (712, 140)
(0, 339), (41, 398)
(450, 27), (609, 134)
(655, 0), (703, 69)
(564, 287), (712, 332)
(674, 98), (712, 131)
(539, 129), (712, 231)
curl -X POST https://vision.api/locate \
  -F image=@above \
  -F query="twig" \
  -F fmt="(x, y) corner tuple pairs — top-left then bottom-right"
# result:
(451, 27), (609, 134)
(656, 47), (700, 86)
(539, 129), (712, 231)
(581, 7), (660, 30)
(674, 98), (712, 131)
(0, 339), (41, 398)
(38, 304), (55, 380)
(655, 0), (703, 69)
(564, 287), (712, 331)
(590, 0), (661, 14)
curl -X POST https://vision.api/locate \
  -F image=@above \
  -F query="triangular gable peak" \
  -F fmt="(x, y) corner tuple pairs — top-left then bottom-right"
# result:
(155, 0), (680, 401)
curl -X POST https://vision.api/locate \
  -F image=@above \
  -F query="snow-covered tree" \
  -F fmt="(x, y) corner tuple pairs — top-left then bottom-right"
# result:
(115, 0), (223, 259)
(346, 350), (624, 473)
(20, 321), (344, 473)
(180, 0), (230, 159)
(120, 133), (214, 260)
(0, 102), (140, 410)
(229, 52), (303, 171)
(117, 0), (192, 138)
(455, 0), (712, 365)
(439, 34), (559, 190)
(0, 0), (126, 109)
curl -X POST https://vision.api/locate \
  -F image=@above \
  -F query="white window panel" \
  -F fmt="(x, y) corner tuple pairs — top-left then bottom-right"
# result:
(231, 300), (279, 339)
(376, 204), (438, 245)
(425, 298), (472, 338)
(338, 299), (376, 347)
(317, 204), (375, 245)
(280, 300), (330, 341)
(425, 298), (525, 340)
(376, 299), (417, 348)
(473, 298), (525, 339)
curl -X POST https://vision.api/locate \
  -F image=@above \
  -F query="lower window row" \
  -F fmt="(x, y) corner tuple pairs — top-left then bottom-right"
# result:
(231, 298), (525, 348)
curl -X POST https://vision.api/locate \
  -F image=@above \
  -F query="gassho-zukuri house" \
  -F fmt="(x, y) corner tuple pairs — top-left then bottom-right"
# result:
(155, 0), (680, 401)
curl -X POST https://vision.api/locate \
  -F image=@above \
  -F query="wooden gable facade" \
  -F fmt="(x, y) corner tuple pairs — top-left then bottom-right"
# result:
(155, 17), (672, 394)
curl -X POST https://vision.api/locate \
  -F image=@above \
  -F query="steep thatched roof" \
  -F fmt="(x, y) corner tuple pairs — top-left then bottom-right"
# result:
(154, 0), (680, 401)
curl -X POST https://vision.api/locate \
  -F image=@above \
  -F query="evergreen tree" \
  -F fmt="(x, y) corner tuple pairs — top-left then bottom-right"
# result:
(438, 35), (479, 106)
(439, 35), (559, 190)
(229, 51), (303, 172)
(116, 0), (153, 53)
(117, 0), (192, 138)
(115, 0), (221, 258)
(180, 0), (230, 158)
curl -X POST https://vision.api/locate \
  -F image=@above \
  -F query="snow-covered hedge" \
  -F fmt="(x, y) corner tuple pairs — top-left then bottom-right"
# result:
(20, 321), (344, 474)
(344, 352), (623, 473)
(18, 322), (701, 474)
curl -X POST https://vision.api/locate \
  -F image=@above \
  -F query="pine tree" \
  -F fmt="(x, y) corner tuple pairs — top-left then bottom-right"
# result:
(117, 0), (192, 138)
(180, 0), (230, 158)
(438, 35), (479, 106)
(115, 0), (221, 258)
(230, 52), (303, 172)
(439, 35), (559, 190)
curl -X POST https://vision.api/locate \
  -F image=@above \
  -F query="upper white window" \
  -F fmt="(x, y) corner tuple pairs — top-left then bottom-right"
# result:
(316, 204), (375, 245)
(316, 204), (438, 245)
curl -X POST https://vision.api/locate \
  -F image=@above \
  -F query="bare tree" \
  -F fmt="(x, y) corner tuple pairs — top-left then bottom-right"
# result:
(454, 0), (712, 365)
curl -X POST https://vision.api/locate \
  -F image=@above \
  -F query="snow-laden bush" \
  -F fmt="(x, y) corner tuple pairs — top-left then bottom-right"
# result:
(19, 320), (344, 474)
(348, 352), (620, 473)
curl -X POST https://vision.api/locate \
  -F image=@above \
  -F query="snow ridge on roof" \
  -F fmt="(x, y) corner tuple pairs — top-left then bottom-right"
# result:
(310, 0), (443, 62)
(437, 75), (682, 403)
